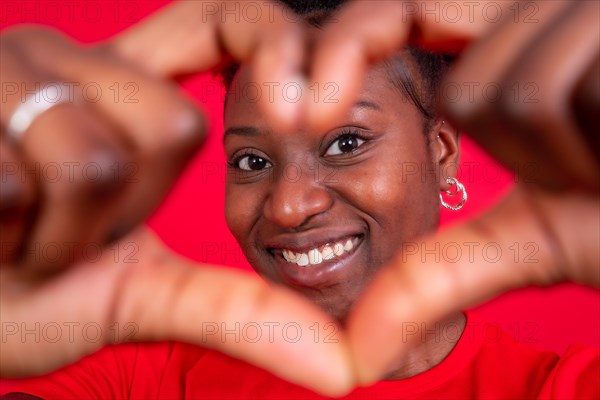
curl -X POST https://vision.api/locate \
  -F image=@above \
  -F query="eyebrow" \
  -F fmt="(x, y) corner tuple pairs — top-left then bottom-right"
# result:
(354, 100), (381, 111)
(223, 126), (261, 142)
(222, 100), (382, 142)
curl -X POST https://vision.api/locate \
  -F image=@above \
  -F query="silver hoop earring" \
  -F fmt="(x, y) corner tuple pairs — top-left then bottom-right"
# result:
(440, 177), (467, 211)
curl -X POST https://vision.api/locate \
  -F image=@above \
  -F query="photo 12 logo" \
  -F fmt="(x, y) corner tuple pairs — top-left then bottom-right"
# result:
(1, 1), (141, 24)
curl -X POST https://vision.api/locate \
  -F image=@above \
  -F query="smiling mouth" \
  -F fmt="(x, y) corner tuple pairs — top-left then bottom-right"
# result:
(271, 235), (363, 267)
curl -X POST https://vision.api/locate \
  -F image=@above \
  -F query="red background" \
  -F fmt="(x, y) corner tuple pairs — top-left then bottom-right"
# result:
(1, 0), (598, 391)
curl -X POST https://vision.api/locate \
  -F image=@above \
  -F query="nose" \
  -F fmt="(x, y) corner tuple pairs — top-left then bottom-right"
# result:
(263, 165), (333, 229)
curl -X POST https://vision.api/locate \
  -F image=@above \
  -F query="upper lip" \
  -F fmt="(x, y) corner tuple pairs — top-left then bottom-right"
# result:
(263, 228), (365, 253)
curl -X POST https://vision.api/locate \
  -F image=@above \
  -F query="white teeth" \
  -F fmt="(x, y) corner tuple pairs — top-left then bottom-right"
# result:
(308, 249), (323, 265)
(297, 253), (309, 267)
(281, 236), (360, 267)
(344, 239), (353, 251)
(333, 243), (344, 256)
(321, 246), (335, 260)
(282, 250), (294, 262)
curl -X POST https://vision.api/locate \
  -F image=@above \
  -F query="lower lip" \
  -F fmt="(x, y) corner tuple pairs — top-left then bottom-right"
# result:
(269, 236), (364, 288)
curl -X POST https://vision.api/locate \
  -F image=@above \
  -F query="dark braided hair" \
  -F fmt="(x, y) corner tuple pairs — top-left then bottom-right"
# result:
(220, 0), (454, 134)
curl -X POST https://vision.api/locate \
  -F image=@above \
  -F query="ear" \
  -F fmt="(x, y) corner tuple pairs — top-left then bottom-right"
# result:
(431, 120), (460, 191)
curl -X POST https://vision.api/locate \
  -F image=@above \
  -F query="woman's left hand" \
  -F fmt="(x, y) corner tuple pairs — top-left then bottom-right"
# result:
(0, 3), (355, 396)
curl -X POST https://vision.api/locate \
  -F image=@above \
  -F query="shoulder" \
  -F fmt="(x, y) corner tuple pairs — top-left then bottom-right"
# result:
(537, 344), (600, 399)
(465, 311), (599, 398)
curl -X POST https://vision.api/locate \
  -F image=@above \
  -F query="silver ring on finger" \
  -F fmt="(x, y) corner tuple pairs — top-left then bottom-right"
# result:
(7, 82), (77, 142)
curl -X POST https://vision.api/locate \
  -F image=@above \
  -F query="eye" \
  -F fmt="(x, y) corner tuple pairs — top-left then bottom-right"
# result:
(325, 134), (365, 156)
(235, 154), (272, 171)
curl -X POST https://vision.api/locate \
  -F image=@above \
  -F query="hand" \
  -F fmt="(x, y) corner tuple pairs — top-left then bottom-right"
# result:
(2, 0), (598, 396)
(1, 227), (353, 395)
(306, 0), (598, 384)
(1, 2), (355, 396)
(0, 0), (305, 274)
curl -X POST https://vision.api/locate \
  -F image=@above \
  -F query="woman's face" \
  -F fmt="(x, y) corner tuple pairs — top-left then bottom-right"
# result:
(224, 60), (457, 322)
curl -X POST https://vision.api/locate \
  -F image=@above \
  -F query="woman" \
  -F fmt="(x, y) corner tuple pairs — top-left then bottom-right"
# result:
(1, 0), (598, 398)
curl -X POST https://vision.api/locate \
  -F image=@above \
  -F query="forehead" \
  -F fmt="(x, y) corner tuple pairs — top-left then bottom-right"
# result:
(223, 61), (416, 128)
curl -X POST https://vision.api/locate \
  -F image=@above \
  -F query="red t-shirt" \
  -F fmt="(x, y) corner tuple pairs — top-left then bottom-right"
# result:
(7, 312), (599, 399)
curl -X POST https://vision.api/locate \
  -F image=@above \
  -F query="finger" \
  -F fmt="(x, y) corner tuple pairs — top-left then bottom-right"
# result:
(1, 35), (41, 266)
(19, 105), (133, 271)
(347, 186), (599, 384)
(438, 0), (568, 190)
(500, 0), (600, 190)
(118, 250), (355, 395)
(572, 56), (600, 159)
(442, 1), (599, 191)
(3, 27), (206, 243)
(0, 35), (131, 272)
(109, 0), (306, 131)
(0, 137), (36, 265)
(0, 227), (355, 396)
(308, 0), (496, 132)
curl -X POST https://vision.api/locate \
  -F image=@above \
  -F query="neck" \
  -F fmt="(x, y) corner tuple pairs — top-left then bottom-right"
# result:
(381, 312), (466, 380)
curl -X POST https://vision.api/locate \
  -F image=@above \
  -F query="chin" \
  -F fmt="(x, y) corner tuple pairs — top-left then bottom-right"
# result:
(286, 284), (359, 325)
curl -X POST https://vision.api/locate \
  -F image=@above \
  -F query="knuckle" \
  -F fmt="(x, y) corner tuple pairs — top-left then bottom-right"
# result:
(1, 25), (67, 50)
(497, 79), (550, 125)
(440, 80), (490, 128)
(47, 148), (127, 201)
(149, 103), (207, 156)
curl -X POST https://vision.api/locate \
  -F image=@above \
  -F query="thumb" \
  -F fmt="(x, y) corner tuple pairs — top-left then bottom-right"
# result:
(0, 227), (354, 397)
(346, 186), (599, 384)
(115, 229), (355, 397)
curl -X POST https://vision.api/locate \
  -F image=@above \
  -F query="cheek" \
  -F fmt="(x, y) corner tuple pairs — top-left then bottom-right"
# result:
(335, 153), (440, 255)
(344, 162), (428, 221)
(225, 184), (272, 275)
(224, 184), (259, 243)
